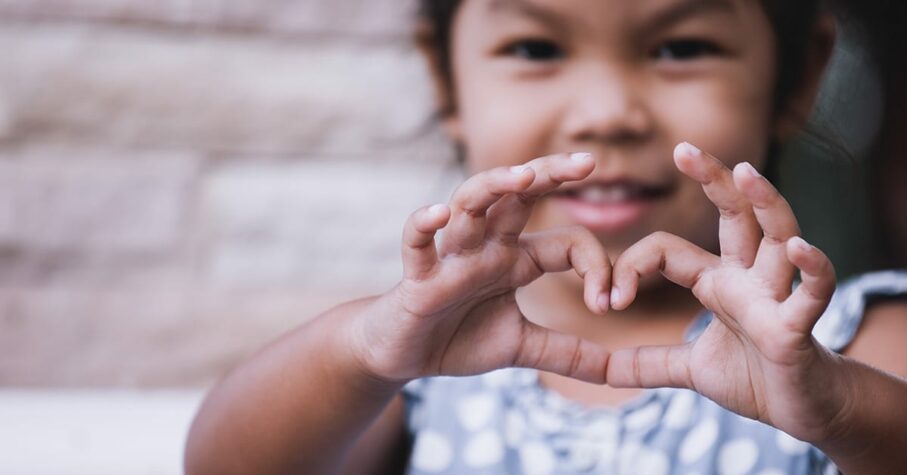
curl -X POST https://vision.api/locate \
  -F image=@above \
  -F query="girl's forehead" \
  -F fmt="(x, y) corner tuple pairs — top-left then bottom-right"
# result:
(468, 0), (748, 28)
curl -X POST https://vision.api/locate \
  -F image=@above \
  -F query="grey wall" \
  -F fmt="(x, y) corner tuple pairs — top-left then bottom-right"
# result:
(0, 0), (458, 387)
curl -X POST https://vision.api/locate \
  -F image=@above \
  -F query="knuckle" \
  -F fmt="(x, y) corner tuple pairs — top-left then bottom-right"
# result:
(566, 224), (593, 238)
(514, 192), (536, 206)
(701, 161), (725, 183)
(460, 205), (486, 219)
(407, 214), (437, 237)
(718, 205), (746, 219)
(567, 339), (583, 377)
(649, 230), (673, 244)
(451, 178), (483, 203)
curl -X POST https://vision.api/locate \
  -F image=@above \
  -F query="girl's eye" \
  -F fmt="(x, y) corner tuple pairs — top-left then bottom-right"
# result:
(652, 39), (722, 61)
(503, 39), (564, 61)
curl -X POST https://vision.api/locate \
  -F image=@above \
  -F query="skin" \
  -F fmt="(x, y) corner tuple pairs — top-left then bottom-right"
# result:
(184, 0), (907, 473)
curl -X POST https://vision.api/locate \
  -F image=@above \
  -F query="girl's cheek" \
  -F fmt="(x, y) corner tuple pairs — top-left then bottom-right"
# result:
(654, 81), (772, 165)
(458, 68), (569, 172)
(463, 105), (555, 172)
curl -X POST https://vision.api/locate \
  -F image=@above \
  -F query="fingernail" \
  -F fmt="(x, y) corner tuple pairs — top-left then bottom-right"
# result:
(428, 204), (446, 215)
(610, 287), (621, 307)
(678, 142), (701, 157)
(510, 165), (530, 174)
(570, 152), (592, 162)
(790, 236), (811, 252)
(741, 161), (760, 177)
(597, 293), (610, 313)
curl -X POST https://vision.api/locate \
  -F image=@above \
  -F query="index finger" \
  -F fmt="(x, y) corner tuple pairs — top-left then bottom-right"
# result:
(518, 225), (612, 314)
(486, 152), (595, 244)
(611, 231), (719, 310)
(440, 164), (537, 254)
(673, 142), (762, 267)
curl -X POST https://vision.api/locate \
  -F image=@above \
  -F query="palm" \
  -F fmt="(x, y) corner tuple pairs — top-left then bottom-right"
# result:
(395, 245), (532, 377)
(357, 153), (614, 385)
(607, 145), (839, 441)
(689, 274), (785, 414)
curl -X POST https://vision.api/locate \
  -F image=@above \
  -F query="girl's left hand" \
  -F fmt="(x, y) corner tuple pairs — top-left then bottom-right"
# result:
(607, 143), (847, 445)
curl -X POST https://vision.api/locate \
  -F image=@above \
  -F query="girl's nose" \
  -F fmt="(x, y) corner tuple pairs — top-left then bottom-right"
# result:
(561, 65), (653, 146)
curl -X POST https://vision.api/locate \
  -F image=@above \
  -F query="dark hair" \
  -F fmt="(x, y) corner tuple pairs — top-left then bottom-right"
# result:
(417, 0), (822, 119)
(826, 1), (907, 267)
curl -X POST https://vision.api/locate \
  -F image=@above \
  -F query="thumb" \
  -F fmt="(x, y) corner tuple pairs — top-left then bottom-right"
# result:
(513, 321), (611, 384)
(606, 344), (693, 389)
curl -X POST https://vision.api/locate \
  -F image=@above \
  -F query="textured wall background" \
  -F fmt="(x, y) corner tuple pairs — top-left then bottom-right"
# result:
(0, 0), (460, 387)
(0, 2), (880, 389)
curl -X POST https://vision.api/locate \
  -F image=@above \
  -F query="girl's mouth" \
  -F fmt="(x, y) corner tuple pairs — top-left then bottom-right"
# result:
(551, 180), (674, 233)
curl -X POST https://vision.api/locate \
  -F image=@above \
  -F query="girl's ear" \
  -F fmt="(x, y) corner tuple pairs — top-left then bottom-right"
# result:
(414, 21), (464, 142)
(775, 13), (837, 141)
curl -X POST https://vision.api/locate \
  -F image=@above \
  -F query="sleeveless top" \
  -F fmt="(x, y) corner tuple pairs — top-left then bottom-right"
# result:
(402, 271), (907, 475)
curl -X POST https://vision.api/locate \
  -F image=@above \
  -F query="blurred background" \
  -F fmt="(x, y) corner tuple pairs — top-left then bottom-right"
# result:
(0, 1), (884, 473)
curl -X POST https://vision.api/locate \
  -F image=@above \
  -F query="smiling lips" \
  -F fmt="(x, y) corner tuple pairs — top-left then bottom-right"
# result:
(551, 180), (674, 233)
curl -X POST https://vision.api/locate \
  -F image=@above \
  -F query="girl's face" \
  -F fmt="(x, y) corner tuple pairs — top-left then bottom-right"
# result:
(446, 0), (782, 258)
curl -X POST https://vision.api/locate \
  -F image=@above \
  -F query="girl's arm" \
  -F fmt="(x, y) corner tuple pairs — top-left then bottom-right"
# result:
(338, 392), (410, 475)
(184, 297), (408, 475)
(815, 302), (907, 474)
(185, 153), (616, 474)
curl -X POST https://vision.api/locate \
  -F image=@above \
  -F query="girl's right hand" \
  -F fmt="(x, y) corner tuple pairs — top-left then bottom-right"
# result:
(347, 153), (613, 385)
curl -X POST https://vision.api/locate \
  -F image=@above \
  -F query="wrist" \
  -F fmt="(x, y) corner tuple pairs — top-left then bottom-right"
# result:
(809, 354), (874, 460)
(810, 356), (907, 474)
(338, 291), (416, 389)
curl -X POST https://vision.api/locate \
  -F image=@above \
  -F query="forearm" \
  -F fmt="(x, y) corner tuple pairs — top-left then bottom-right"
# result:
(184, 296), (405, 475)
(815, 356), (907, 474)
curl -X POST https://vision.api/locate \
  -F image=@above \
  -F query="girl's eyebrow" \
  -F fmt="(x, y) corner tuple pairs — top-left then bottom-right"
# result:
(642, 0), (736, 32)
(487, 0), (570, 34)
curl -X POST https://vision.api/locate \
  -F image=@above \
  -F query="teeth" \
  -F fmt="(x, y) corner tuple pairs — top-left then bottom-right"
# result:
(577, 186), (631, 204)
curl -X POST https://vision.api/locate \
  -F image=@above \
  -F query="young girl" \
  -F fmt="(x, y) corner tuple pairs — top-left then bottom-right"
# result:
(185, 0), (907, 473)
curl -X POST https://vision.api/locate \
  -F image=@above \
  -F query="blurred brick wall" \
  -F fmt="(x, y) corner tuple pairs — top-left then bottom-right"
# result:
(0, 0), (458, 387)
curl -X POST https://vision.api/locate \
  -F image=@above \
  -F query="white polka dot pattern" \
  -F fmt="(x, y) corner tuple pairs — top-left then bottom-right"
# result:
(519, 441), (556, 475)
(663, 390), (697, 429)
(526, 407), (565, 434)
(755, 469), (786, 475)
(411, 430), (454, 473)
(456, 392), (495, 432)
(718, 438), (759, 475)
(679, 418), (718, 463)
(617, 443), (670, 475)
(624, 401), (662, 431)
(636, 447), (671, 475)
(463, 430), (504, 467)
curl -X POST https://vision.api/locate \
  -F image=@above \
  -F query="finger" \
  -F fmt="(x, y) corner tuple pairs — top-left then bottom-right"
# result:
(440, 165), (536, 253)
(732, 162), (800, 291)
(673, 142), (761, 266)
(611, 232), (719, 310)
(780, 236), (836, 333)
(402, 204), (451, 280)
(606, 344), (693, 389)
(513, 320), (612, 384)
(519, 226), (611, 314)
(486, 152), (595, 245)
